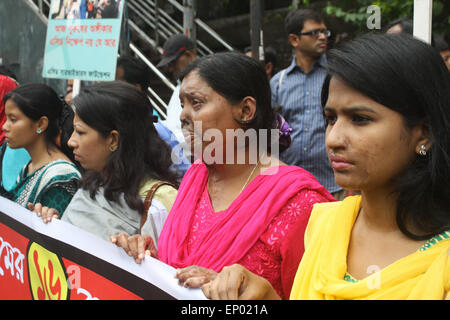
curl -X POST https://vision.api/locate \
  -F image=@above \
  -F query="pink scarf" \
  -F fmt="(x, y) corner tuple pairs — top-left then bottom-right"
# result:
(158, 161), (333, 271)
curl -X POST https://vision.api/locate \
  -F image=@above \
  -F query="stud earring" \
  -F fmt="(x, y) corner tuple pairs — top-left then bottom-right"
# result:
(110, 146), (115, 152)
(419, 145), (427, 156)
(36, 128), (41, 134)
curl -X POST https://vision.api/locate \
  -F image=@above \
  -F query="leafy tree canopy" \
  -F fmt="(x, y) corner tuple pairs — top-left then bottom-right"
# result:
(299, 0), (448, 37)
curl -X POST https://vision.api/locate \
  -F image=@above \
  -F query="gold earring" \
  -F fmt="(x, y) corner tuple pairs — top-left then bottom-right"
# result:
(238, 118), (253, 125)
(110, 146), (115, 152)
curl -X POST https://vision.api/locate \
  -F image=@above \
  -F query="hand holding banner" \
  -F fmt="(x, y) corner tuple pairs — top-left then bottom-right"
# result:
(0, 196), (207, 300)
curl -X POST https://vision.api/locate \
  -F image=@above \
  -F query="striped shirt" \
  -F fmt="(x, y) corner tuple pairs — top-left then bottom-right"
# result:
(270, 55), (341, 193)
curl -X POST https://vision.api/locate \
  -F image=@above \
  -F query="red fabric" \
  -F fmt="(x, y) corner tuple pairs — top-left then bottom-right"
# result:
(158, 161), (335, 298)
(0, 75), (18, 145)
(236, 189), (331, 299)
(280, 204), (312, 299)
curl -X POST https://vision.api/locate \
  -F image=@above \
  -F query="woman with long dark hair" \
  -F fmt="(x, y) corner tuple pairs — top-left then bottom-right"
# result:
(32, 81), (178, 243)
(201, 33), (450, 300)
(111, 52), (334, 299)
(2, 83), (81, 213)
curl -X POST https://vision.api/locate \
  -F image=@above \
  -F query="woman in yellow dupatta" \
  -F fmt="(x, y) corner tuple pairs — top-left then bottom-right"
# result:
(200, 33), (450, 300)
(291, 197), (450, 300)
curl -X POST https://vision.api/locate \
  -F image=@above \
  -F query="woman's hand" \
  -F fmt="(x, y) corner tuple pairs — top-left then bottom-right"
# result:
(110, 233), (158, 264)
(28, 202), (60, 224)
(175, 266), (218, 288)
(201, 264), (282, 300)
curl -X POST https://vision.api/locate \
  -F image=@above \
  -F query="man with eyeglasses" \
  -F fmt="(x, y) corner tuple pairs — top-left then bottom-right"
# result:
(270, 9), (343, 199)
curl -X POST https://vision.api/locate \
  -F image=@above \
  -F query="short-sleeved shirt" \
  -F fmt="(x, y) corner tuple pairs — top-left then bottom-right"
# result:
(270, 55), (341, 194)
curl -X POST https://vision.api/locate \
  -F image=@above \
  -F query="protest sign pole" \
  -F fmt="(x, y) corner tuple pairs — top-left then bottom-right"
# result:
(413, 0), (433, 44)
(183, 0), (197, 44)
(72, 78), (81, 100)
(250, 0), (265, 63)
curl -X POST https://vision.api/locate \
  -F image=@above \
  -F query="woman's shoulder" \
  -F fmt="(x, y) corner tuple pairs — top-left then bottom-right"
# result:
(260, 164), (334, 196)
(42, 160), (81, 176)
(307, 196), (361, 233)
(29, 160), (79, 186)
(139, 178), (177, 196)
(312, 195), (360, 216)
(260, 163), (320, 180)
(139, 178), (178, 212)
(312, 198), (344, 212)
(38, 160), (81, 185)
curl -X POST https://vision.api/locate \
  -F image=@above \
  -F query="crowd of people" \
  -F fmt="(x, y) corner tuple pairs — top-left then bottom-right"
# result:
(0, 8), (449, 300)
(50, 0), (122, 20)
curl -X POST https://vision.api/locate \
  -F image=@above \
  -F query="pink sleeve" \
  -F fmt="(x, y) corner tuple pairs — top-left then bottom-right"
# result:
(279, 190), (335, 299)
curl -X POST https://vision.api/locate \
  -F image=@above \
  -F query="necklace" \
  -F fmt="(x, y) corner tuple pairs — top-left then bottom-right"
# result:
(240, 160), (260, 194)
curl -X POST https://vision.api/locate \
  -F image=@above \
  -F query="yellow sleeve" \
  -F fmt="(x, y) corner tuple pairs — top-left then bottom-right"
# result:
(139, 179), (178, 213)
(152, 185), (178, 213)
(445, 249), (450, 300)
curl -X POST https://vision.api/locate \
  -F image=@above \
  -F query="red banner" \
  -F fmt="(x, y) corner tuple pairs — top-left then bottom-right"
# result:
(0, 197), (205, 300)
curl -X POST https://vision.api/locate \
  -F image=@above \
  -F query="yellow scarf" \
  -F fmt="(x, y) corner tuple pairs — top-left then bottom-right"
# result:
(290, 196), (450, 300)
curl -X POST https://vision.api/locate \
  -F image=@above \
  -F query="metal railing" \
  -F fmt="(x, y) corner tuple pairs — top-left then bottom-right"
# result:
(25, 0), (234, 119)
(127, 0), (234, 56)
(165, 0), (234, 52)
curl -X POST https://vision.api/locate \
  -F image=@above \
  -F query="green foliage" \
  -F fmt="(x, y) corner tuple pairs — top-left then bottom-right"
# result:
(325, 4), (369, 25)
(310, 0), (449, 37)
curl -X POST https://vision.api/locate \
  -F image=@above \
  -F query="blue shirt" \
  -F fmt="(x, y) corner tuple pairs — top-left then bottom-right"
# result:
(154, 121), (190, 182)
(270, 55), (341, 193)
(2, 144), (30, 192)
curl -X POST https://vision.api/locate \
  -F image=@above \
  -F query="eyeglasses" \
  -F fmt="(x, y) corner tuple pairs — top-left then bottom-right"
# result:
(298, 29), (331, 38)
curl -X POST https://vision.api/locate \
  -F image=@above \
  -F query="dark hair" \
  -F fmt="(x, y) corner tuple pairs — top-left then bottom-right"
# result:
(284, 9), (324, 35)
(116, 55), (151, 93)
(180, 52), (280, 152)
(264, 46), (277, 66)
(101, 0), (118, 18)
(58, 99), (81, 169)
(72, 81), (178, 215)
(383, 18), (413, 34)
(3, 83), (73, 159)
(0, 65), (18, 81)
(434, 34), (449, 52)
(244, 46), (277, 68)
(321, 33), (450, 240)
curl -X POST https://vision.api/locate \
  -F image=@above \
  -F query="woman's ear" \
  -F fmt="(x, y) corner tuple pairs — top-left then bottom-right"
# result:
(36, 116), (49, 134)
(234, 96), (257, 124)
(413, 122), (431, 155)
(108, 130), (120, 152)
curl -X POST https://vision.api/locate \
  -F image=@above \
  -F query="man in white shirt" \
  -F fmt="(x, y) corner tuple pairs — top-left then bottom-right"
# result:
(157, 34), (197, 145)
